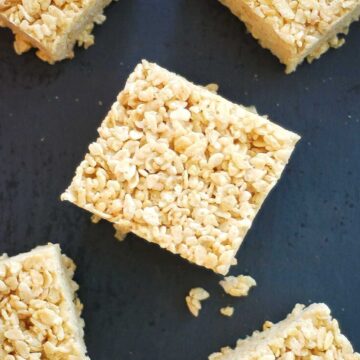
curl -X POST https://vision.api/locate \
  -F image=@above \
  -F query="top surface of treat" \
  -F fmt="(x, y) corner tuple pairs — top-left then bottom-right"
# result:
(209, 303), (360, 360)
(0, 0), (106, 55)
(240, 0), (359, 54)
(62, 60), (300, 275)
(0, 244), (88, 360)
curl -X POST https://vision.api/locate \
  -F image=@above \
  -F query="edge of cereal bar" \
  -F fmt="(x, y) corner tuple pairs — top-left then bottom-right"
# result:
(0, 243), (89, 359)
(0, 0), (111, 62)
(219, 0), (360, 73)
(208, 303), (359, 360)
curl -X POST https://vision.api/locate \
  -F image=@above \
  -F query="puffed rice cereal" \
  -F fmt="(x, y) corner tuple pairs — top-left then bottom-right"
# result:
(61, 60), (300, 275)
(209, 303), (360, 360)
(219, 0), (360, 72)
(220, 306), (234, 317)
(0, 243), (89, 359)
(219, 275), (256, 297)
(185, 287), (210, 317)
(0, 0), (112, 62)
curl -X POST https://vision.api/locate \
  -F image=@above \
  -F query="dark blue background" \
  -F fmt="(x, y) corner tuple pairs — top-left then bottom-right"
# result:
(0, 1), (359, 359)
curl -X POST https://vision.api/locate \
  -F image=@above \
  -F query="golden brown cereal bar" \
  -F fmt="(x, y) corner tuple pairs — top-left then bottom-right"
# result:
(0, 0), (112, 62)
(61, 60), (300, 275)
(0, 244), (89, 359)
(219, 0), (360, 73)
(209, 303), (360, 360)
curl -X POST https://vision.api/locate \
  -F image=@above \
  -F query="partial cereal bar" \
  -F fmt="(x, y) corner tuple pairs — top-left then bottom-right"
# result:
(0, 243), (89, 359)
(0, 0), (112, 63)
(209, 303), (360, 360)
(219, 0), (360, 73)
(61, 60), (300, 275)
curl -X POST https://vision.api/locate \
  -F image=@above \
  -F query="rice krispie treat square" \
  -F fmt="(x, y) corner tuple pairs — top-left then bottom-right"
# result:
(0, 244), (89, 359)
(209, 303), (360, 360)
(0, 0), (112, 63)
(61, 60), (300, 275)
(219, 0), (360, 73)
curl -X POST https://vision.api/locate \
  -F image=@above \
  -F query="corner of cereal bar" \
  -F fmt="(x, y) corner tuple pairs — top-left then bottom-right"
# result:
(0, 243), (89, 359)
(0, 0), (112, 62)
(209, 303), (360, 360)
(219, 0), (360, 73)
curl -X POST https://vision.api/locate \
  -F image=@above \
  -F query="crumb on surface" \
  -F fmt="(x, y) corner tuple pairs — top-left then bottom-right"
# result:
(185, 287), (210, 317)
(220, 306), (234, 317)
(219, 274), (256, 297)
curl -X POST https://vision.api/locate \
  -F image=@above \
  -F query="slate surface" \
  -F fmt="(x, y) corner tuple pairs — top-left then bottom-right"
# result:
(0, 1), (359, 359)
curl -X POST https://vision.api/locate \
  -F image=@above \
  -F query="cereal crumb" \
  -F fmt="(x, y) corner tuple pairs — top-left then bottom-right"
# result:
(220, 306), (234, 317)
(219, 275), (256, 297)
(185, 287), (210, 317)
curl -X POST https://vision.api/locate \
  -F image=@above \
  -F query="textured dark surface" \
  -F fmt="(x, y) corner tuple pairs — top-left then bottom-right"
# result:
(0, 1), (360, 359)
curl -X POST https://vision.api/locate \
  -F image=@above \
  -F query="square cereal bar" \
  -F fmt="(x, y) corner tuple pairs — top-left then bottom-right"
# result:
(0, 0), (112, 63)
(209, 303), (360, 360)
(61, 60), (300, 275)
(219, 0), (360, 73)
(0, 243), (89, 359)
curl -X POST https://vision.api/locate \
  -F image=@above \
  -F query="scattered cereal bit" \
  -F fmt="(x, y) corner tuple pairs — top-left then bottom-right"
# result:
(219, 0), (360, 73)
(208, 303), (360, 359)
(0, 0), (112, 62)
(220, 306), (234, 317)
(0, 244), (89, 359)
(185, 287), (210, 317)
(219, 275), (256, 297)
(61, 60), (300, 275)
